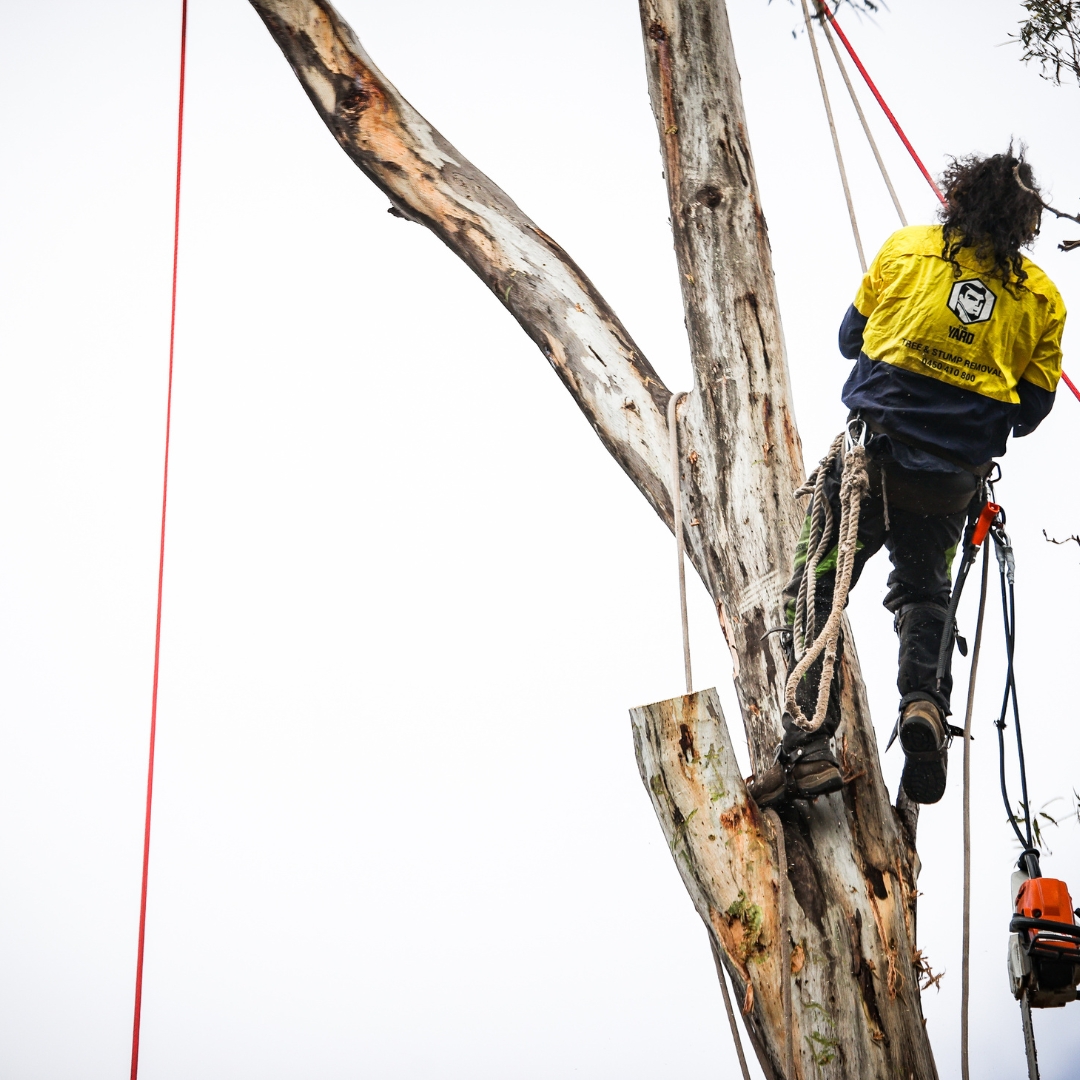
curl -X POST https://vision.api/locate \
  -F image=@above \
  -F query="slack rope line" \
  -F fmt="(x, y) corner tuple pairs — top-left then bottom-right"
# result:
(801, 0), (866, 273)
(667, 392), (693, 696)
(667, 392), (751, 1080)
(130, 2), (187, 1077)
(816, 10), (906, 227)
(817, 4), (945, 207)
(960, 543), (990, 1080)
(813, 3), (1080, 405)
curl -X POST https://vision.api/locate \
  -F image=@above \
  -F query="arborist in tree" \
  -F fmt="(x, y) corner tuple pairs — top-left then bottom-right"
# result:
(750, 149), (1066, 809)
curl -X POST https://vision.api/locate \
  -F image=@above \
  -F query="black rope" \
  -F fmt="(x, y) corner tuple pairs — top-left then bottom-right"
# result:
(991, 528), (1040, 875)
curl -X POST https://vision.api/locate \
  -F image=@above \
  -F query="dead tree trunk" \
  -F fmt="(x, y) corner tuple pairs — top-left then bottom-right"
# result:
(248, 1), (937, 1075)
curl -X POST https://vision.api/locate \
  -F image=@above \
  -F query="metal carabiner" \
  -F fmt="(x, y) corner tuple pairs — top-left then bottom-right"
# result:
(992, 525), (1016, 585)
(844, 417), (868, 454)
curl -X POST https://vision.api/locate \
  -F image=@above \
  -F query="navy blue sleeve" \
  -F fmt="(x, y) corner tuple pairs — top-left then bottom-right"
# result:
(839, 304), (869, 360)
(1012, 379), (1056, 437)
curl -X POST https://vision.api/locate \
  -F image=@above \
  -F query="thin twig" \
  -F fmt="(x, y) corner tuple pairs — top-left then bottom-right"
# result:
(1043, 528), (1080, 550)
(1014, 164), (1080, 251)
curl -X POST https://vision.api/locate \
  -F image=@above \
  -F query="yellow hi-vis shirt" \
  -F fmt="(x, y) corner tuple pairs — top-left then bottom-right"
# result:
(853, 225), (1065, 403)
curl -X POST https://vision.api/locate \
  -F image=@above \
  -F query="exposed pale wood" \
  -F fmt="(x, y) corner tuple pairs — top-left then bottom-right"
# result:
(636, 4), (936, 1076)
(249, 3), (939, 1076)
(633, 690), (933, 1079)
(248, 0), (676, 527)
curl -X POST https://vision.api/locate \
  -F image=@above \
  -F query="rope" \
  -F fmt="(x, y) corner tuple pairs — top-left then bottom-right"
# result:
(814, 3), (907, 227)
(787, 430), (870, 732)
(130, 2), (187, 1077)
(765, 809), (794, 1078)
(810, 5), (1080, 406)
(713, 941), (754, 1080)
(820, 8), (946, 206)
(1062, 370), (1080, 404)
(960, 543), (990, 1080)
(792, 433), (843, 660)
(801, 0), (866, 272)
(667, 392), (751, 1080)
(668, 392), (692, 696)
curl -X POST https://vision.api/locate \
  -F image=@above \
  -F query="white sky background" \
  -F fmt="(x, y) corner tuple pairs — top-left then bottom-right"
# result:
(1, 0), (1079, 1077)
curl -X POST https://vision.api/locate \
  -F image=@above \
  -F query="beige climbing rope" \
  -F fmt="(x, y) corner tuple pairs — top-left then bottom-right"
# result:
(786, 423), (871, 732)
(815, 2), (907, 227)
(961, 544), (990, 1080)
(667, 391), (752, 1080)
(801, 0), (866, 272)
(668, 392), (693, 696)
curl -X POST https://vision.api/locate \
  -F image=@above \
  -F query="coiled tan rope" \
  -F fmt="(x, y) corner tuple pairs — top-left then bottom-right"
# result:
(786, 429), (871, 732)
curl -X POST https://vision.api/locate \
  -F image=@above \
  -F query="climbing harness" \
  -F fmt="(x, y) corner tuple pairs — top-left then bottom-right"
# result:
(785, 418), (869, 732)
(667, 394), (753, 1080)
(130, 3), (187, 1078)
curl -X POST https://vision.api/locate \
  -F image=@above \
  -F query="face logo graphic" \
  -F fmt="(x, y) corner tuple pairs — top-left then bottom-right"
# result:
(946, 278), (996, 325)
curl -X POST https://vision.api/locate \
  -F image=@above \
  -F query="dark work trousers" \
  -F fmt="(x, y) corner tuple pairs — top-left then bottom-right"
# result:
(780, 438), (977, 754)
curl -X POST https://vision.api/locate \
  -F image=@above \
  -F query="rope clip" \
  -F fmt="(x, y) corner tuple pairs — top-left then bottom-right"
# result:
(844, 417), (868, 454)
(993, 527), (1016, 585)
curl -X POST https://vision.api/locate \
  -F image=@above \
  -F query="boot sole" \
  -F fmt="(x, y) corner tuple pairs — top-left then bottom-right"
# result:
(899, 717), (948, 804)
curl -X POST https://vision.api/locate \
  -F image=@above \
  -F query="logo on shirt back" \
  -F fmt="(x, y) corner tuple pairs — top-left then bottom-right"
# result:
(946, 278), (996, 326)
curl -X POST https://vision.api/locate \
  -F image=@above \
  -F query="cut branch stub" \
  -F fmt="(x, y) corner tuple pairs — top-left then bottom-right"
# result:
(632, 689), (935, 1080)
(248, 0), (677, 527)
(631, 690), (785, 1072)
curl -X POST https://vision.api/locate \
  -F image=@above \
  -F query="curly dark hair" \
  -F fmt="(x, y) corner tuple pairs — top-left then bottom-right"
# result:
(939, 148), (1044, 291)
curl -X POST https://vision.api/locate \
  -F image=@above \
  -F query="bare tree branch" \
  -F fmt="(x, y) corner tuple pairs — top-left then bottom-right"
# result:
(248, 0), (678, 526)
(1043, 527), (1080, 551)
(1013, 163), (1080, 252)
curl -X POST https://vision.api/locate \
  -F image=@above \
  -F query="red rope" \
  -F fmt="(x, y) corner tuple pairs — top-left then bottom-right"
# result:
(822, 9), (945, 205)
(821, 8), (1080, 407)
(130, 2), (187, 1077)
(1061, 370), (1080, 403)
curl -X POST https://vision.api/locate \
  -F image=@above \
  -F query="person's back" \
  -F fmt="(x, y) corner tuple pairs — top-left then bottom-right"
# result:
(841, 219), (1064, 468)
(749, 149), (1066, 811)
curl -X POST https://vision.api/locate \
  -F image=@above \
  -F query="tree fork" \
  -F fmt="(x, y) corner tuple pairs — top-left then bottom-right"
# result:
(249, 1), (937, 1075)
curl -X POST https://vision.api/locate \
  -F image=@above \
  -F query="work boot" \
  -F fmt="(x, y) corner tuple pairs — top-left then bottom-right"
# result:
(747, 740), (844, 809)
(899, 699), (949, 804)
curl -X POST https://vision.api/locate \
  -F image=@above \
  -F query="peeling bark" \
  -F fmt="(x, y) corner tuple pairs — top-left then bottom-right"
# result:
(635, 4), (936, 1075)
(250, 2), (938, 1076)
(632, 690), (933, 1079)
